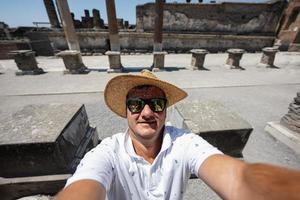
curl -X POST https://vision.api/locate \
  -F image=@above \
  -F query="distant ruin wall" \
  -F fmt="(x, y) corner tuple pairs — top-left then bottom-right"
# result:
(136, 1), (286, 35)
(27, 31), (274, 53)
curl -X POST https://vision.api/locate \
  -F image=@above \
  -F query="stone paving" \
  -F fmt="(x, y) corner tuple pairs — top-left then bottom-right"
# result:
(0, 52), (300, 199)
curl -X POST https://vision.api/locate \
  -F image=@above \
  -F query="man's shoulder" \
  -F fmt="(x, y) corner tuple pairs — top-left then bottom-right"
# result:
(165, 125), (198, 141)
(94, 132), (125, 151)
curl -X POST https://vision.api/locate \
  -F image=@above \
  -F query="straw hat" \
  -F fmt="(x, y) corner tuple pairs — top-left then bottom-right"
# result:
(104, 70), (188, 118)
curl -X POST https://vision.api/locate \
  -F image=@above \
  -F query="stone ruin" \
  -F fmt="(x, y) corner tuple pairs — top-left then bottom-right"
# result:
(281, 92), (300, 133)
(2, 0), (299, 59)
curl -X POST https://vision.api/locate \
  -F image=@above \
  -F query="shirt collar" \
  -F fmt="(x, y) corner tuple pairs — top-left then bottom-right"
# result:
(124, 126), (173, 159)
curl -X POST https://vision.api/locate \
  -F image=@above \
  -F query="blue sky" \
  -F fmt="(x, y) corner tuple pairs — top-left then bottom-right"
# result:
(0, 0), (267, 28)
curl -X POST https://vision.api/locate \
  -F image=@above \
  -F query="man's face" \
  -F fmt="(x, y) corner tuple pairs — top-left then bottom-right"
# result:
(126, 86), (166, 143)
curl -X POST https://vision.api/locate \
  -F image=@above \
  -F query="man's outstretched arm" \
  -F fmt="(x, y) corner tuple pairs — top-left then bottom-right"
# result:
(55, 180), (106, 200)
(199, 154), (300, 200)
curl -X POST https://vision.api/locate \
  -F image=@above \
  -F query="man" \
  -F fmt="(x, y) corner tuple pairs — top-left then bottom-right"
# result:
(56, 70), (300, 200)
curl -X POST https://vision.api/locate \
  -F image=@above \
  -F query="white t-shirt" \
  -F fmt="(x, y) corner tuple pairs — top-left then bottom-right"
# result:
(65, 126), (222, 200)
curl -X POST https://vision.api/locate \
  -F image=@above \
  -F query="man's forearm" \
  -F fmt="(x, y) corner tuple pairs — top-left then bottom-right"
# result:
(239, 163), (300, 200)
(55, 180), (106, 200)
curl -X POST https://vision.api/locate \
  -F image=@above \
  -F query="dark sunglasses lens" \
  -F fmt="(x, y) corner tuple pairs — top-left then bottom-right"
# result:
(150, 99), (166, 112)
(127, 99), (144, 113)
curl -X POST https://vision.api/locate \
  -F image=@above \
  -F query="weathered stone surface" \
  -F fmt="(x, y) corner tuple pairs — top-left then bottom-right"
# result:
(136, 1), (285, 34)
(0, 104), (99, 178)
(265, 121), (300, 155)
(225, 48), (245, 69)
(105, 51), (123, 72)
(168, 101), (253, 157)
(0, 174), (69, 200)
(280, 92), (300, 133)
(190, 49), (209, 70)
(56, 50), (87, 73)
(152, 51), (167, 71)
(259, 47), (279, 68)
(9, 50), (45, 75)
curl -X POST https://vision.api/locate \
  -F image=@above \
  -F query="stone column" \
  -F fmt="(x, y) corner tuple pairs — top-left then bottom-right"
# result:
(190, 49), (209, 70)
(43, 0), (60, 28)
(92, 9), (101, 29)
(56, 50), (87, 74)
(225, 49), (245, 69)
(152, 51), (167, 72)
(9, 50), (44, 75)
(105, 0), (120, 51)
(56, 0), (81, 51)
(84, 9), (93, 28)
(153, 0), (164, 52)
(259, 47), (279, 68)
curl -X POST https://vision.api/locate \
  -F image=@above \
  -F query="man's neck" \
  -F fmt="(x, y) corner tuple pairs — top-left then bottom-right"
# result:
(129, 130), (164, 164)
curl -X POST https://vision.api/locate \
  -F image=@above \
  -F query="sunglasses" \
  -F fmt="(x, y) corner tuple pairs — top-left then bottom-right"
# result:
(126, 98), (167, 113)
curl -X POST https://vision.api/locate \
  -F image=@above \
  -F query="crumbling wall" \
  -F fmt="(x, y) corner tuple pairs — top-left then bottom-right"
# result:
(136, 1), (286, 35)
(27, 31), (274, 54)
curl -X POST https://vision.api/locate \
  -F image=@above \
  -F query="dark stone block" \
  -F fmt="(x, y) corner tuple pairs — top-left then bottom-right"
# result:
(168, 101), (253, 157)
(0, 104), (99, 178)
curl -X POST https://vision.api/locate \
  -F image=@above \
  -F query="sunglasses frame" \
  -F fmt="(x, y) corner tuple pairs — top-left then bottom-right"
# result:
(126, 98), (167, 113)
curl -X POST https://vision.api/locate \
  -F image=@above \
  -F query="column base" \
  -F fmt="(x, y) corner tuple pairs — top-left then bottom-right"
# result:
(224, 64), (245, 70)
(107, 68), (123, 73)
(257, 63), (279, 69)
(15, 68), (45, 76)
(105, 51), (123, 73)
(56, 50), (86, 73)
(63, 66), (89, 74)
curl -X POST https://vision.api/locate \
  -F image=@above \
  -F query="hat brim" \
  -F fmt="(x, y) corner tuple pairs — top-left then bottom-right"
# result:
(104, 74), (187, 118)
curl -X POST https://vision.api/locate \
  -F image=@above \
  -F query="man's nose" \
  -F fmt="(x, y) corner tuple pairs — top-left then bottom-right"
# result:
(140, 104), (154, 117)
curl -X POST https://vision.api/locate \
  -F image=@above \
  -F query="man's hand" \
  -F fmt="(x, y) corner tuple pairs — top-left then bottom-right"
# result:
(199, 154), (300, 200)
(55, 180), (106, 200)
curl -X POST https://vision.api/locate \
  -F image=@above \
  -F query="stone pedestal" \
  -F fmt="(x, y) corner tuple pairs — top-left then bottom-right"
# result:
(0, 104), (99, 178)
(190, 49), (209, 70)
(225, 48), (245, 69)
(0, 104), (99, 199)
(152, 51), (167, 71)
(259, 47), (279, 68)
(56, 50), (87, 74)
(9, 50), (44, 75)
(105, 51), (123, 73)
(265, 92), (300, 154)
(167, 100), (253, 157)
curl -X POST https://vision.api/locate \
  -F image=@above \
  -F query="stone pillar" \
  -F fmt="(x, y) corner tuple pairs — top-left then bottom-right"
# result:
(259, 47), (279, 68)
(84, 9), (93, 28)
(43, 0), (60, 28)
(56, 50), (87, 74)
(124, 21), (129, 29)
(152, 51), (167, 72)
(92, 9), (101, 29)
(56, 0), (81, 51)
(105, 51), (123, 73)
(281, 92), (300, 133)
(105, 0), (120, 51)
(225, 49), (245, 69)
(190, 49), (209, 70)
(153, 0), (164, 52)
(9, 50), (44, 75)
(117, 18), (124, 29)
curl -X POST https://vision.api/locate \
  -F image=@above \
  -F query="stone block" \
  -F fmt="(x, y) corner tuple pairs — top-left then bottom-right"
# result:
(168, 101), (253, 157)
(0, 104), (99, 178)
(0, 174), (70, 200)
(152, 51), (167, 71)
(56, 50), (87, 74)
(9, 50), (45, 75)
(265, 121), (300, 155)
(105, 51), (123, 73)
(190, 49), (209, 70)
(225, 48), (245, 70)
(258, 47), (279, 68)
